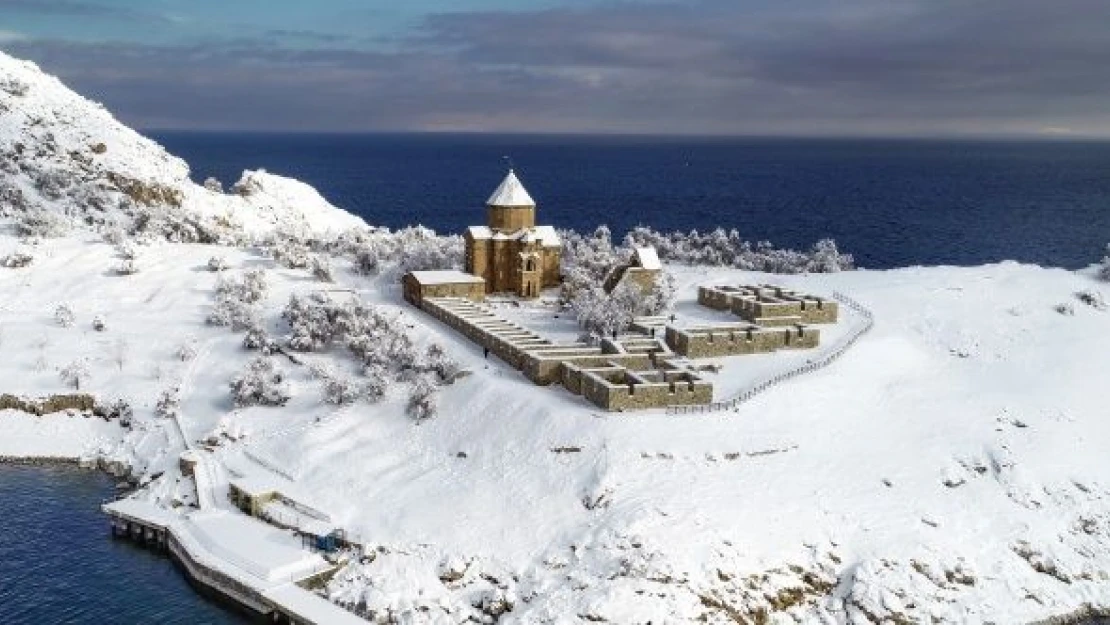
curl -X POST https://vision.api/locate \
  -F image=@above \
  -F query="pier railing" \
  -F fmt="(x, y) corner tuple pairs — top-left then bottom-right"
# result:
(666, 291), (874, 415)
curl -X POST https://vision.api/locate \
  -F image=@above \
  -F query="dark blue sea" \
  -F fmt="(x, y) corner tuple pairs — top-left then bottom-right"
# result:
(0, 464), (245, 625)
(154, 133), (1110, 270)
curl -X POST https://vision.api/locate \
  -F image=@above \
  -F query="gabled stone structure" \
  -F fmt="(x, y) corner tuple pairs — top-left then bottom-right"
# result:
(603, 246), (662, 294)
(464, 170), (561, 298)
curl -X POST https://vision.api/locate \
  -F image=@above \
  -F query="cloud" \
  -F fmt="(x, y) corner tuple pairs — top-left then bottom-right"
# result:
(0, 0), (170, 23)
(265, 29), (354, 45)
(7, 0), (1110, 135)
(0, 29), (28, 44)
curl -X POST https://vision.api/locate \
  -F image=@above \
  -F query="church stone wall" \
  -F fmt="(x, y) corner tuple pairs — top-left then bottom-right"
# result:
(487, 206), (535, 231)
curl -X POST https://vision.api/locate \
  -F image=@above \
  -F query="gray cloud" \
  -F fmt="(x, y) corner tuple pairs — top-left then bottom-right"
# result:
(0, 0), (168, 22)
(6, 0), (1110, 135)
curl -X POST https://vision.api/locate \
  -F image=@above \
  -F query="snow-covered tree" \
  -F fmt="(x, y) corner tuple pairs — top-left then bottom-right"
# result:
(313, 365), (362, 405)
(229, 357), (291, 408)
(1, 252), (33, 268)
(216, 269), (268, 304)
(243, 326), (278, 354)
(406, 375), (439, 422)
(18, 208), (68, 238)
(206, 297), (259, 331)
(619, 226), (854, 273)
(425, 343), (461, 382)
(310, 254), (334, 282)
(208, 269), (268, 331)
(155, 386), (180, 418)
(59, 359), (90, 390)
(113, 259), (139, 275)
(55, 304), (75, 328)
(175, 338), (199, 362)
(203, 177), (224, 194)
(111, 338), (128, 370)
(362, 363), (389, 403)
(1098, 244), (1110, 282)
(207, 256), (229, 272)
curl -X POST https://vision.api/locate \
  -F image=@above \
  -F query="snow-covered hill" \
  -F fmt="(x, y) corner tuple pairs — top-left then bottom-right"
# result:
(0, 51), (365, 240)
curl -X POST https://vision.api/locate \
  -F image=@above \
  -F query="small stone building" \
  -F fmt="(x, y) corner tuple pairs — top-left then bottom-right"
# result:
(402, 270), (486, 306)
(464, 170), (561, 298)
(604, 246), (663, 294)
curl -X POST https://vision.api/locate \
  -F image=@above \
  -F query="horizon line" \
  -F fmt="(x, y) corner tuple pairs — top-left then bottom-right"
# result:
(137, 128), (1110, 143)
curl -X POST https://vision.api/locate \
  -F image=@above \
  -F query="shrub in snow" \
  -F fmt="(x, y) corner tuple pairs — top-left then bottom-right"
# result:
(114, 241), (137, 260)
(1098, 244), (1110, 282)
(203, 177), (224, 193)
(362, 363), (388, 403)
(271, 238), (311, 269)
(17, 208), (68, 238)
(230, 357), (291, 408)
(129, 204), (230, 245)
(310, 254), (334, 282)
(207, 297), (259, 331)
(406, 375), (439, 422)
(344, 226), (463, 278)
(34, 168), (77, 200)
(113, 259), (139, 276)
(97, 398), (133, 425)
(216, 269), (268, 304)
(54, 304), (75, 328)
(426, 343), (461, 382)
(1075, 289), (1108, 311)
(175, 338), (199, 362)
(155, 387), (181, 418)
(0, 77), (29, 97)
(207, 255), (229, 272)
(320, 370), (362, 405)
(243, 326), (278, 354)
(101, 227), (127, 246)
(1, 252), (33, 268)
(1055, 303), (1075, 316)
(59, 360), (90, 390)
(283, 293), (347, 351)
(92, 315), (106, 332)
(208, 270), (268, 331)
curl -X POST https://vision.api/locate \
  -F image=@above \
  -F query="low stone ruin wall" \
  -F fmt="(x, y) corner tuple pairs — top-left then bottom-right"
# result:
(578, 367), (712, 411)
(699, 284), (839, 325)
(666, 323), (820, 359)
(417, 297), (711, 411)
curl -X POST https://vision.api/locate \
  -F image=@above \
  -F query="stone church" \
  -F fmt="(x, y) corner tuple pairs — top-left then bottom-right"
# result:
(464, 170), (561, 298)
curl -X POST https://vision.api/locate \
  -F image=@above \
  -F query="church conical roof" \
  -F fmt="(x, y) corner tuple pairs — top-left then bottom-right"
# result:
(486, 169), (536, 207)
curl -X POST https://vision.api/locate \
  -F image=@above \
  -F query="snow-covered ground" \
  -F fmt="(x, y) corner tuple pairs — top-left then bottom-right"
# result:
(0, 410), (123, 460)
(2, 49), (1110, 624)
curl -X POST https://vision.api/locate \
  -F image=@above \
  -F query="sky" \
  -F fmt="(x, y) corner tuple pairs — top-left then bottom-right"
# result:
(2, 0), (1110, 137)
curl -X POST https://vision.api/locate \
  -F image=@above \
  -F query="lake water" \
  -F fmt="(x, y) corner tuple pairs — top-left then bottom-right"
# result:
(155, 133), (1110, 270)
(0, 463), (246, 625)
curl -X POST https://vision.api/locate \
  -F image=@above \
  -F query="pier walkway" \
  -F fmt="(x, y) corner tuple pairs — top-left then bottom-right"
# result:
(104, 498), (363, 625)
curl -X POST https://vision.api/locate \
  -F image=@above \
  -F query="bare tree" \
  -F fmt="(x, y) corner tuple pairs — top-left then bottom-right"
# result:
(59, 360), (90, 390)
(112, 338), (129, 371)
